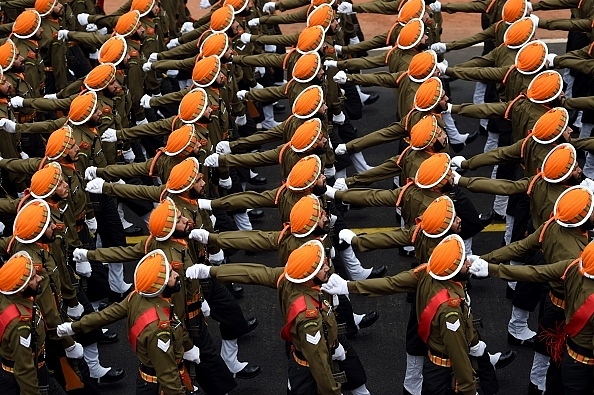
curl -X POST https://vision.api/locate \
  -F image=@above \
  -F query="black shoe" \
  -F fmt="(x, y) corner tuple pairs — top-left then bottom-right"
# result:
(403, 386), (413, 395)
(479, 210), (506, 227)
(234, 363), (262, 379)
(246, 317), (258, 333)
(358, 311), (379, 329)
(98, 330), (118, 344)
(97, 368), (125, 383)
(507, 333), (536, 348)
(363, 93), (380, 106)
(367, 265), (388, 279)
(248, 175), (267, 185)
(506, 285), (515, 299)
(494, 350), (517, 369)
(398, 248), (415, 257)
(464, 129), (480, 145)
(231, 283), (244, 299)
(98, 300), (110, 311)
(479, 125), (488, 136)
(450, 142), (464, 153)
(273, 103), (286, 112)
(108, 286), (132, 303)
(123, 225), (143, 236)
(247, 209), (264, 219)
(528, 382), (543, 395)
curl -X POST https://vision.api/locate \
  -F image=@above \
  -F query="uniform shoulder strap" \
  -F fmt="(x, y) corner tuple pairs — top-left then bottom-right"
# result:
(417, 288), (458, 343)
(128, 306), (171, 352)
(565, 292), (594, 337)
(280, 295), (320, 342)
(278, 142), (291, 164)
(0, 304), (24, 340)
(148, 149), (165, 177)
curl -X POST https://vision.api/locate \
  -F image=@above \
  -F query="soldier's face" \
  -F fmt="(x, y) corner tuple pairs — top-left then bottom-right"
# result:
(34, 27), (43, 40)
(88, 109), (102, 127)
(314, 259), (331, 283)
(0, 77), (12, 96)
(175, 214), (192, 235)
(26, 273), (42, 295)
(52, 2), (64, 16)
(54, 176), (69, 198)
(450, 216), (462, 234)
(135, 25), (146, 39)
(151, 4), (160, 15)
(43, 221), (57, 242)
(106, 79), (122, 96)
(67, 143), (80, 161)
(12, 52), (25, 73)
(167, 269), (179, 287)
(230, 21), (240, 35)
(190, 177), (206, 197)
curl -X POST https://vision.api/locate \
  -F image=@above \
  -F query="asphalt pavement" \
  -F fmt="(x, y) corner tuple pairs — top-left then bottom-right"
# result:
(97, 44), (567, 395)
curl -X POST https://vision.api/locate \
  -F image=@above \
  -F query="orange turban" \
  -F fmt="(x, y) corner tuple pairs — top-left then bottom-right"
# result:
(13, 199), (51, 244)
(291, 118), (323, 153)
(45, 125), (75, 160)
(290, 195), (323, 237)
(408, 50), (437, 83)
(532, 107), (568, 144)
(420, 195), (456, 238)
(114, 10), (141, 37)
(515, 40), (547, 75)
(293, 52), (321, 83)
(427, 234), (466, 280)
(30, 162), (62, 199)
(165, 124), (198, 156)
(296, 25), (325, 54)
(192, 55), (221, 87)
(35, 0), (58, 16)
(287, 155), (322, 191)
(199, 32), (229, 58)
(542, 143), (577, 183)
(131, 0), (155, 17)
(284, 240), (325, 283)
(415, 153), (452, 189)
(99, 36), (128, 66)
(312, 0), (335, 6)
(414, 76), (443, 111)
(149, 198), (178, 241)
(84, 63), (116, 91)
(0, 251), (34, 295)
(0, 39), (17, 72)
(210, 4), (235, 32)
(397, 18), (424, 50)
(166, 157), (201, 194)
(527, 70), (563, 104)
(224, 0), (249, 13)
(410, 115), (440, 150)
(398, 0), (425, 25)
(306, 4), (334, 32)
(502, 0), (528, 23)
(292, 85), (324, 119)
(553, 186), (594, 227)
(13, 10), (42, 39)
(504, 17), (535, 49)
(134, 249), (170, 297)
(69, 91), (98, 125)
(579, 240), (594, 279)
(179, 87), (208, 123)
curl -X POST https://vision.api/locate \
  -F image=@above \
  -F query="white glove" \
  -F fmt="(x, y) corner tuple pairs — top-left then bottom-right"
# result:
(443, 103), (453, 114)
(136, 119), (148, 126)
(339, 229), (356, 245)
(452, 170), (461, 185)
(204, 153), (220, 167)
(429, 0), (441, 12)
(148, 53), (159, 63)
(235, 114), (247, 126)
(325, 185), (337, 199)
(89, 50), (99, 60)
(57, 322), (75, 337)
(334, 45), (342, 55)
(85, 178), (105, 194)
(236, 90), (248, 100)
(329, 214), (337, 227)
(436, 61), (448, 75)
(264, 44), (276, 53)
(57, 29), (70, 40)
(10, 96), (23, 108)
(66, 342), (84, 359)
(85, 23), (97, 32)
(321, 273), (349, 295)
(186, 263), (212, 279)
(253, 82), (264, 90)
(101, 128), (117, 143)
(529, 13), (539, 26)
(469, 258), (489, 278)
(431, 42), (447, 54)
(216, 141), (231, 154)
(324, 166), (336, 178)
(67, 303), (84, 319)
(197, 199), (212, 210)
(183, 345), (201, 364)
(209, 249), (225, 265)
(254, 67), (266, 77)
(0, 118), (16, 133)
(469, 340), (486, 357)
(451, 156), (466, 170)
(142, 61), (152, 72)
(333, 178), (348, 191)
(97, 27), (108, 35)
(262, 1), (276, 13)
(349, 36), (360, 45)
(73, 248), (89, 264)
(189, 229), (210, 244)
(324, 60), (338, 69)
(44, 93), (58, 99)
(333, 70), (347, 84)
(84, 165), (98, 180)
(77, 13), (89, 26)
(546, 53), (557, 67)
(580, 177), (594, 192)
(334, 143), (347, 155)
(201, 299), (211, 317)
(332, 343), (346, 361)
(337, 2), (353, 13)
(0, 221), (5, 236)
(219, 177), (232, 189)
(19, 151), (29, 159)
(140, 94), (152, 108)
(527, 1), (533, 13)
(76, 260), (92, 277)
(85, 217), (98, 234)
(240, 33), (252, 43)
(181, 21), (195, 34)
(248, 18), (260, 27)
(200, 0), (211, 8)
(333, 112), (346, 125)
(166, 70), (179, 78)
(167, 38), (180, 49)
(122, 148), (135, 163)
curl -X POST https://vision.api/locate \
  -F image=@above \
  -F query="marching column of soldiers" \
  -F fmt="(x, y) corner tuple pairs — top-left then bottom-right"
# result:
(1, 0), (594, 393)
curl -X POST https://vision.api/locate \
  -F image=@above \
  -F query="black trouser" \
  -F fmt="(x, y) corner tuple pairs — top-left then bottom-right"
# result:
(540, 296), (567, 395)
(200, 277), (249, 340)
(405, 302), (427, 357)
(0, 364), (67, 395)
(560, 350), (594, 395)
(450, 187), (484, 240)
(422, 359), (456, 395)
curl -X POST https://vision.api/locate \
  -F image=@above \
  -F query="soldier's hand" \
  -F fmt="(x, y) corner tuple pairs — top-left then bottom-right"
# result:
(10, 96), (23, 108)
(44, 93), (58, 99)
(101, 128), (117, 143)
(77, 13), (89, 26)
(200, 0), (211, 8)
(452, 170), (461, 185)
(122, 148), (135, 163)
(580, 177), (594, 192)
(142, 61), (152, 72)
(0, 221), (4, 236)
(255, 67), (266, 78)
(76, 260), (92, 277)
(148, 53), (158, 62)
(85, 217), (98, 234)
(219, 177), (232, 189)
(332, 111), (346, 125)
(262, 1), (276, 13)
(85, 23), (98, 32)
(84, 166), (98, 180)
(140, 94), (152, 108)
(349, 36), (360, 45)
(216, 141), (232, 154)
(337, 2), (353, 14)
(57, 322), (75, 337)
(450, 155), (466, 170)
(240, 33), (252, 43)
(321, 273), (349, 295)
(209, 250), (224, 265)
(429, 0), (441, 12)
(189, 229), (210, 244)
(436, 61), (447, 76)
(325, 185), (337, 199)
(236, 90), (248, 100)
(89, 50), (99, 60)
(248, 18), (260, 27)
(65, 342), (84, 359)
(253, 82), (264, 89)
(186, 263), (212, 279)
(201, 300), (211, 317)
(235, 114), (247, 126)
(73, 248), (89, 263)
(334, 143), (347, 155)
(167, 38), (180, 49)
(183, 346), (201, 364)
(97, 27), (108, 35)
(334, 178), (348, 191)
(339, 229), (356, 245)
(469, 257), (489, 278)
(546, 53), (557, 68)
(324, 59), (337, 69)
(67, 303), (84, 320)
(85, 178), (105, 194)
(469, 340), (486, 357)
(333, 70), (347, 84)
(529, 13), (539, 26)
(430, 42), (447, 54)
(334, 44), (342, 55)
(198, 199), (212, 210)
(180, 21), (195, 34)
(0, 118), (16, 133)
(324, 166), (336, 178)
(332, 343), (346, 361)
(204, 153), (220, 168)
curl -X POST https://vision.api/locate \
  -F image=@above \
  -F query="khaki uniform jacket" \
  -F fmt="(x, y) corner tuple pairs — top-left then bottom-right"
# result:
(441, 0), (506, 26)
(14, 37), (45, 98)
(39, 17), (69, 91)
(220, 142), (306, 179)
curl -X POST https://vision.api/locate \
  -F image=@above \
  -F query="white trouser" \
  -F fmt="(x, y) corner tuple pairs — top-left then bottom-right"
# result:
(473, 82), (489, 130)
(261, 105), (279, 129)
(563, 69), (575, 98)
(508, 305), (536, 340)
(221, 339), (247, 374)
(403, 353), (423, 395)
(345, 384), (371, 395)
(463, 238), (473, 255)
(530, 352), (550, 391)
(233, 212), (253, 231)
(108, 262), (131, 294)
(339, 246), (371, 280)
(350, 152), (373, 173)
(581, 123), (594, 179)
(504, 215), (514, 246)
(117, 203), (134, 229)
(83, 343), (110, 379)
(442, 112), (465, 144)
(356, 85), (370, 103)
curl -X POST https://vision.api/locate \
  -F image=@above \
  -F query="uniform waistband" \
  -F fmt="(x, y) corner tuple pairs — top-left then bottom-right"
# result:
(428, 349), (451, 367)
(567, 338), (594, 365)
(292, 350), (309, 367)
(548, 290), (565, 309)
(1, 356), (45, 373)
(139, 361), (184, 383)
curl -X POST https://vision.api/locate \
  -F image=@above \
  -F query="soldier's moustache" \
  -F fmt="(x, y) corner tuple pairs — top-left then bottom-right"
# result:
(162, 278), (182, 297)
(21, 282), (42, 297)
